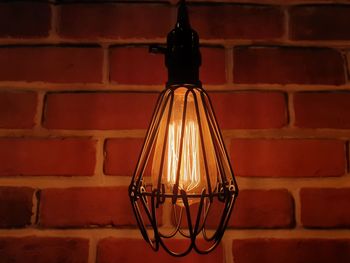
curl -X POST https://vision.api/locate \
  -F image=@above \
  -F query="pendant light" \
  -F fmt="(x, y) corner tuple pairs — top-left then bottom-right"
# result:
(128, 0), (238, 256)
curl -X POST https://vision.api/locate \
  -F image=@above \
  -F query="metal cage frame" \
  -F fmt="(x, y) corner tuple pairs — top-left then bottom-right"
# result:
(128, 85), (239, 256)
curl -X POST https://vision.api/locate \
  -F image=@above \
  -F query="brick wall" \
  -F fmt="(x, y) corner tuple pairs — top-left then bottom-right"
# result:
(0, 1), (350, 263)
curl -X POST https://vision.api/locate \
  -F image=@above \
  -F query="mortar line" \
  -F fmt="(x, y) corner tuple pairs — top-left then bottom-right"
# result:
(1, 128), (350, 139)
(30, 189), (40, 226)
(291, 188), (301, 229)
(2, 37), (350, 48)
(89, 236), (97, 263)
(94, 137), (106, 186)
(223, 237), (233, 263)
(33, 90), (46, 129)
(2, 228), (350, 238)
(1, 176), (350, 192)
(1, 82), (350, 92)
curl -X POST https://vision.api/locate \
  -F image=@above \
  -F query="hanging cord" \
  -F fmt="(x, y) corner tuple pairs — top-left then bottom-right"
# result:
(176, 0), (190, 28)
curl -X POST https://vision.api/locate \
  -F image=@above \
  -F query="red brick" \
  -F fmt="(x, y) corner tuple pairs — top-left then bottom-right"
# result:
(0, 2), (50, 38)
(301, 188), (350, 228)
(0, 236), (89, 263)
(234, 47), (345, 85)
(189, 4), (284, 39)
(207, 189), (293, 229)
(110, 46), (166, 85)
(40, 187), (137, 227)
(0, 91), (37, 128)
(0, 187), (34, 228)
(44, 92), (158, 129)
(58, 4), (172, 39)
(294, 92), (350, 129)
(230, 139), (345, 177)
(0, 138), (96, 176)
(200, 47), (226, 84)
(104, 138), (144, 176)
(233, 239), (350, 263)
(290, 5), (350, 40)
(0, 47), (103, 83)
(97, 238), (223, 263)
(210, 91), (287, 129)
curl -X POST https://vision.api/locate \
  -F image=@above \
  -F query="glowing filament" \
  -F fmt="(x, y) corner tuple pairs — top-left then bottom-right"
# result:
(151, 87), (218, 203)
(167, 121), (200, 191)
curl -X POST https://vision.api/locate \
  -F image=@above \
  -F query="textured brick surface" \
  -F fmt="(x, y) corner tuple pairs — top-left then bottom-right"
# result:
(0, 138), (96, 176)
(0, 47), (103, 83)
(0, 1), (349, 262)
(210, 91), (287, 129)
(301, 188), (350, 228)
(173, 189), (293, 229)
(0, 187), (34, 228)
(233, 239), (350, 263)
(0, 2), (51, 38)
(189, 4), (284, 39)
(230, 139), (345, 177)
(0, 91), (37, 128)
(58, 3), (172, 39)
(44, 92), (158, 129)
(0, 237), (89, 263)
(109, 46), (166, 85)
(226, 189), (294, 228)
(104, 138), (144, 176)
(40, 187), (136, 227)
(294, 92), (350, 129)
(234, 47), (345, 85)
(97, 238), (223, 263)
(200, 47), (226, 84)
(290, 5), (350, 40)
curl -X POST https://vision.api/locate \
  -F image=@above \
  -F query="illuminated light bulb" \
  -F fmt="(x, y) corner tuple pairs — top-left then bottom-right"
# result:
(128, 0), (238, 256)
(151, 87), (217, 205)
(166, 121), (201, 191)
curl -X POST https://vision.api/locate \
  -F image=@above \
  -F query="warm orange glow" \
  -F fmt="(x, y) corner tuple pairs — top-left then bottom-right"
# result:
(166, 120), (201, 191)
(151, 87), (218, 204)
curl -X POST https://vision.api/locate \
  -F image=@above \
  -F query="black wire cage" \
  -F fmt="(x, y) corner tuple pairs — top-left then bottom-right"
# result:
(128, 0), (238, 257)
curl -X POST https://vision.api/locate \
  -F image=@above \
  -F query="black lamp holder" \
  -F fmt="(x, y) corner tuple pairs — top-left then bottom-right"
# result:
(150, 0), (202, 87)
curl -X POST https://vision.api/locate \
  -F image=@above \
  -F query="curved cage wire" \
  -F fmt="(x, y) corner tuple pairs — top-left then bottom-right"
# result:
(129, 85), (238, 256)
